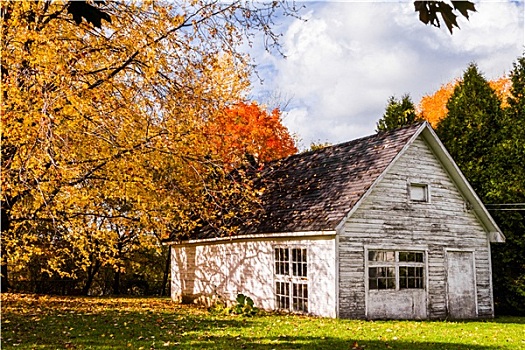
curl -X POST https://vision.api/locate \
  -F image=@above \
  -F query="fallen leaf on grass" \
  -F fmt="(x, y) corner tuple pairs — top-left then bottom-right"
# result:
(352, 341), (363, 349)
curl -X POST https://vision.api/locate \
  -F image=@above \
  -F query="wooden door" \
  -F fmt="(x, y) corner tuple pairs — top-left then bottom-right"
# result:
(446, 251), (477, 319)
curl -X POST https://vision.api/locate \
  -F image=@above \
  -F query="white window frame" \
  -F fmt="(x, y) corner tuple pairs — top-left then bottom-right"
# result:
(366, 249), (427, 292)
(273, 245), (309, 313)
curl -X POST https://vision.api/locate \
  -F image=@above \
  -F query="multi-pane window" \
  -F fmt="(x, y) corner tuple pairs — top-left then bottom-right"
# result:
(292, 248), (307, 278)
(292, 282), (308, 312)
(275, 248), (289, 275)
(399, 266), (424, 289)
(368, 250), (425, 291)
(368, 266), (396, 290)
(274, 247), (308, 313)
(275, 281), (290, 309)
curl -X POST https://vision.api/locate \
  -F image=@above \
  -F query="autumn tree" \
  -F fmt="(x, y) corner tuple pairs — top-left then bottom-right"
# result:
(418, 81), (457, 127)
(1, 0), (297, 293)
(418, 77), (511, 127)
(307, 142), (332, 152)
(376, 94), (421, 132)
(206, 101), (298, 167)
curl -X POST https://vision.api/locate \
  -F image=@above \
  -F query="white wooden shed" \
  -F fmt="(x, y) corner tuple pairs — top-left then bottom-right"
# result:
(167, 122), (504, 319)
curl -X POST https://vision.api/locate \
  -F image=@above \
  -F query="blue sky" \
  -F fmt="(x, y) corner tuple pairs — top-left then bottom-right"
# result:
(247, 0), (524, 149)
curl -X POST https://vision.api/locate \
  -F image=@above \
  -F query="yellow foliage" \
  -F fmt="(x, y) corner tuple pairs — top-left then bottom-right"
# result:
(1, 1), (291, 280)
(489, 77), (512, 108)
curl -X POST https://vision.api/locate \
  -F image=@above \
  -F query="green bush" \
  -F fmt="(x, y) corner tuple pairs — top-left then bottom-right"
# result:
(230, 293), (259, 316)
(209, 293), (259, 316)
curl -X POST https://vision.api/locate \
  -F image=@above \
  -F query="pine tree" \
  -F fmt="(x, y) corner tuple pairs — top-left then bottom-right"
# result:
(436, 59), (525, 315)
(489, 56), (525, 315)
(376, 94), (420, 132)
(436, 64), (504, 192)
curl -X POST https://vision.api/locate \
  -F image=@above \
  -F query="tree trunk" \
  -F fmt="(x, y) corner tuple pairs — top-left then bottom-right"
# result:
(112, 241), (123, 295)
(82, 258), (101, 295)
(1, 203), (11, 293)
(1, 245), (9, 293)
(160, 246), (170, 296)
(113, 268), (121, 295)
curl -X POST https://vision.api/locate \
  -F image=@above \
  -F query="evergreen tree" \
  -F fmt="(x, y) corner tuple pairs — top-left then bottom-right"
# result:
(437, 60), (525, 315)
(488, 56), (525, 315)
(436, 64), (504, 192)
(376, 94), (420, 132)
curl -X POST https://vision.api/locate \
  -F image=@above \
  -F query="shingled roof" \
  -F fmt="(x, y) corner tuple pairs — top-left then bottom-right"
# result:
(238, 122), (423, 235)
(166, 121), (504, 243)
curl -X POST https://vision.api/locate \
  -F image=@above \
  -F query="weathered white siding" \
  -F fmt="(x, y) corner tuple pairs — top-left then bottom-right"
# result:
(171, 236), (336, 317)
(338, 136), (493, 319)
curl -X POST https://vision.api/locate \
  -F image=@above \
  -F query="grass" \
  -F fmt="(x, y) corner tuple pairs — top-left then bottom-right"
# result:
(1, 294), (524, 349)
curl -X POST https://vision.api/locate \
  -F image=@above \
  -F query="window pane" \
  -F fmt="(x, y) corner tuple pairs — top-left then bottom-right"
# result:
(383, 267), (395, 277)
(377, 278), (395, 289)
(292, 283), (308, 312)
(399, 251), (424, 262)
(415, 275), (423, 288)
(400, 276), (407, 289)
(399, 266), (407, 277)
(369, 267), (395, 290)
(291, 248), (307, 277)
(410, 184), (428, 201)
(275, 248), (292, 276)
(369, 251), (395, 262)
(399, 266), (424, 289)
(369, 267), (377, 278)
(276, 281), (290, 309)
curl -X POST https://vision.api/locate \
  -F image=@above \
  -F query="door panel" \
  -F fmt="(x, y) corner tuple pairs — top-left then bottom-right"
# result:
(367, 289), (427, 319)
(446, 251), (477, 319)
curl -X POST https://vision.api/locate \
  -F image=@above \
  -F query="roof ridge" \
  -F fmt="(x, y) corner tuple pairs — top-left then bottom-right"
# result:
(268, 122), (425, 165)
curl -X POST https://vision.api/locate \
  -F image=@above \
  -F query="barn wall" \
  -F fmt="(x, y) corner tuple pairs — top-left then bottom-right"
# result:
(171, 236), (336, 317)
(338, 136), (493, 319)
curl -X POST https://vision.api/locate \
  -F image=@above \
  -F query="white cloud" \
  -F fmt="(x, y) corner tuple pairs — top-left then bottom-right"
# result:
(250, 0), (524, 149)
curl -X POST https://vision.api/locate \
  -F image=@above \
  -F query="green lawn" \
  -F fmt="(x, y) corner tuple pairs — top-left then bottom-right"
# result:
(1, 294), (524, 349)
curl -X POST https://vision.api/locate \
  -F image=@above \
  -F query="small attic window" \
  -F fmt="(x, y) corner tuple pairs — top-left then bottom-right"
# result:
(409, 183), (429, 202)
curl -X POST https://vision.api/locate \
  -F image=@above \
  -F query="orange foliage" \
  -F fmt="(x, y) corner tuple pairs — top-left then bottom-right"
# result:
(206, 101), (298, 167)
(418, 76), (511, 127)
(489, 77), (512, 108)
(417, 81), (457, 128)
